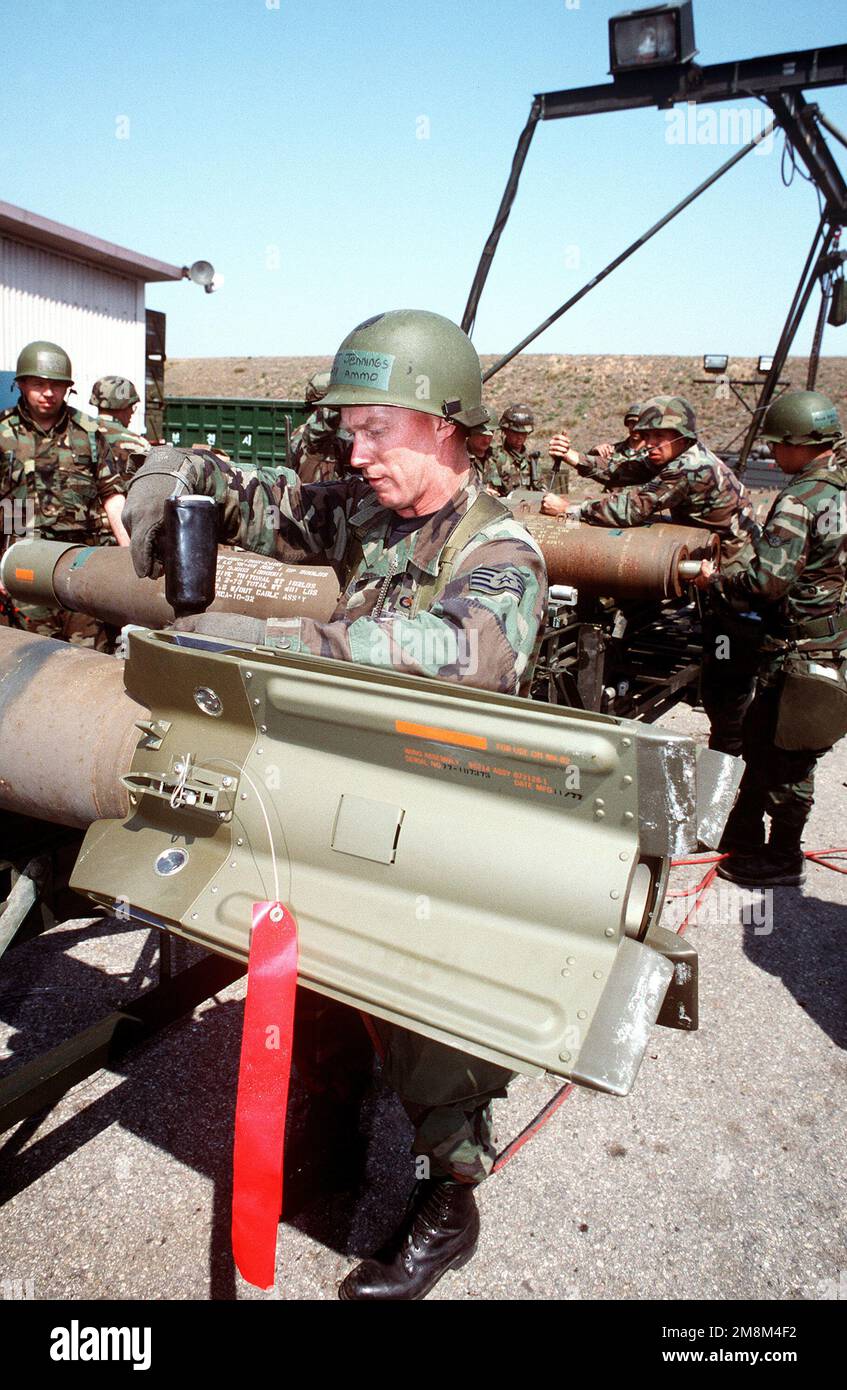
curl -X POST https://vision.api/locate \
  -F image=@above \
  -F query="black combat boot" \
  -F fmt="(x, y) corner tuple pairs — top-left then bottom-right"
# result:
(716, 849), (804, 887)
(717, 815), (806, 888)
(338, 1177), (480, 1301)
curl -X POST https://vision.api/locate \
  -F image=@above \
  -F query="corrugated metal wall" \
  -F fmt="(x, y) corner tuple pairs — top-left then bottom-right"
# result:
(0, 236), (147, 429)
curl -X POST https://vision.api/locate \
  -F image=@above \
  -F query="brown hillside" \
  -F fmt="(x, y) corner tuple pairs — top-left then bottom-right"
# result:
(166, 353), (845, 460)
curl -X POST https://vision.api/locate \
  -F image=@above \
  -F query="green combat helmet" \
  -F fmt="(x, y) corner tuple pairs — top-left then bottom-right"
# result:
(623, 401), (644, 424)
(321, 309), (489, 428)
(89, 376), (140, 411)
(15, 340), (73, 384)
(499, 403), (535, 434)
(636, 396), (697, 440)
(759, 390), (841, 446)
(304, 370), (331, 406)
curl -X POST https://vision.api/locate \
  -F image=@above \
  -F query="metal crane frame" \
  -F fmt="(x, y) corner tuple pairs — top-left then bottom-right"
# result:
(463, 42), (847, 473)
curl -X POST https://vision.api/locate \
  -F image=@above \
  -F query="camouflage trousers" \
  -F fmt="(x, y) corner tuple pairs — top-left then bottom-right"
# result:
(293, 990), (513, 1185)
(375, 1019), (514, 1183)
(1, 600), (114, 652)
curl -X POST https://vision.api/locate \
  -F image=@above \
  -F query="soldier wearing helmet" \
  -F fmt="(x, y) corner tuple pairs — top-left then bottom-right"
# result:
(694, 390), (847, 887)
(465, 418), (495, 483)
(548, 401), (653, 492)
(486, 403), (558, 494)
(0, 342), (147, 648)
(289, 369), (353, 484)
(89, 377), (151, 492)
(122, 309), (547, 1300)
(90, 375), (141, 427)
(543, 395), (760, 755)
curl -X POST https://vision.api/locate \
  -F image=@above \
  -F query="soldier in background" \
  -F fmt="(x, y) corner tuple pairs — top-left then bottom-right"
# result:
(695, 391), (847, 886)
(123, 309), (547, 1301)
(0, 341), (136, 647)
(290, 369), (353, 483)
(90, 375), (144, 431)
(549, 401), (653, 491)
(466, 420), (495, 484)
(89, 378), (151, 518)
(542, 396), (760, 755)
(487, 404), (559, 494)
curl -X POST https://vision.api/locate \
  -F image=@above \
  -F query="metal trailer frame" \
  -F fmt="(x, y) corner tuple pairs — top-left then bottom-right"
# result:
(0, 812), (243, 1133)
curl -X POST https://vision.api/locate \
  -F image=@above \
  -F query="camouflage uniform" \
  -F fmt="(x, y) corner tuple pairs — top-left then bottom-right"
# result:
(576, 439), (758, 567)
(289, 408), (352, 485)
(717, 446), (847, 846)
(0, 399), (134, 646)
(485, 442), (562, 495)
(471, 443), (495, 487)
(96, 425), (150, 482)
(141, 445), (547, 1178)
(577, 419), (760, 755)
(89, 377), (149, 478)
(180, 450), (546, 697)
(574, 438), (654, 490)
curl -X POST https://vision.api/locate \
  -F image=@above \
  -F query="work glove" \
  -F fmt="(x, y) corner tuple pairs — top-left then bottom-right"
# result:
(122, 445), (203, 580)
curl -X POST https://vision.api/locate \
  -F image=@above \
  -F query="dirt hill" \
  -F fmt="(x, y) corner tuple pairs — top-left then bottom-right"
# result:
(166, 353), (846, 468)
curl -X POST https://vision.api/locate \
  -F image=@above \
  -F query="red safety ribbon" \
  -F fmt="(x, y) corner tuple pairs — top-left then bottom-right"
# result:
(232, 901), (299, 1289)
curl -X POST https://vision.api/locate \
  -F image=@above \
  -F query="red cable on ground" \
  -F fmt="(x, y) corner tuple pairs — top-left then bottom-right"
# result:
(493, 1084), (575, 1172)
(804, 849), (847, 876)
(667, 857), (727, 898)
(675, 864), (721, 936)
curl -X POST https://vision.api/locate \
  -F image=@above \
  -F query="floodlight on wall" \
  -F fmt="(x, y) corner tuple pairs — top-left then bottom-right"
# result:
(703, 354), (728, 374)
(757, 356), (775, 374)
(609, 2), (697, 75)
(181, 260), (221, 293)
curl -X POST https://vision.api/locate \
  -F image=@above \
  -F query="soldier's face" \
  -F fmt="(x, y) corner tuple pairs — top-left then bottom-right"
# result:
(503, 429), (528, 451)
(342, 405), (456, 516)
(639, 429), (688, 467)
(771, 441), (829, 474)
(19, 376), (69, 421)
(467, 433), (490, 458)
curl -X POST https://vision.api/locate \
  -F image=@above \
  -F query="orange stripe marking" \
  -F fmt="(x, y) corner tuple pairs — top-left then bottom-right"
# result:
(396, 720), (487, 751)
(14, 568), (34, 582)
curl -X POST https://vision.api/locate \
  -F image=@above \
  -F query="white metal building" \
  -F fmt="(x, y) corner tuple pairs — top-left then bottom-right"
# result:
(0, 201), (183, 430)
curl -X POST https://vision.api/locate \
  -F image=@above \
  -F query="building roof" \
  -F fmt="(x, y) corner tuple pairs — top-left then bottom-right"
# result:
(0, 200), (184, 283)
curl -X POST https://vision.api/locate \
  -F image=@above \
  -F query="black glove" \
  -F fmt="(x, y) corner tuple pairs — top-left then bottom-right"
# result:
(122, 446), (203, 579)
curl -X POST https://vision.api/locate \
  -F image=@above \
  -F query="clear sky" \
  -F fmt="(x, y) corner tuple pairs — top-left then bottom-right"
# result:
(4, 0), (846, 359)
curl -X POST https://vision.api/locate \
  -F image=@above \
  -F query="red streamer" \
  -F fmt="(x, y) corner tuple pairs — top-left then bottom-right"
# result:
(232, 901), (299, 1289)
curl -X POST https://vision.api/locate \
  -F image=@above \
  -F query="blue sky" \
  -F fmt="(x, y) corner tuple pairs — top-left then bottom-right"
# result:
(4, 0), (846, 358)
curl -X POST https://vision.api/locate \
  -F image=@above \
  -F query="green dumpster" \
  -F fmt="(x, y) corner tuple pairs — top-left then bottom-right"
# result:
(163, 397), (310, 469)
